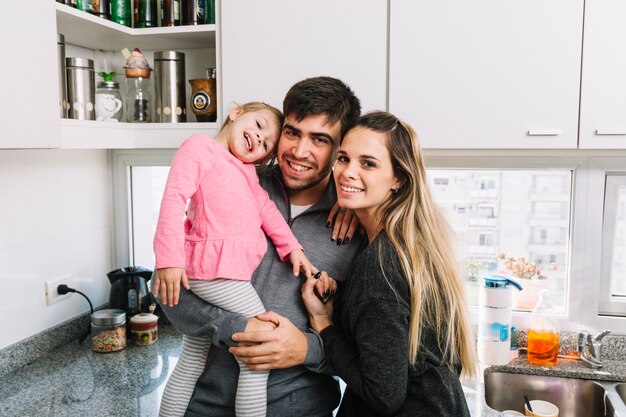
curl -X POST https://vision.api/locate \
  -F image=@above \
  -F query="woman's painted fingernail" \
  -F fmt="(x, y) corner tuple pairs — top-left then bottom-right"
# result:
(331, 236), (335, 242)
(344, 237), (350, 244)
(314, 271), (322, 279)
(323, 290), (329, 298)
(326, 222), (331, 228)
(336, 238), (342, 246)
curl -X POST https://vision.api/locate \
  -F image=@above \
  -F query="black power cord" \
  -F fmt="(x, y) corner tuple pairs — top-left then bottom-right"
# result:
(58, 284), (94, 344)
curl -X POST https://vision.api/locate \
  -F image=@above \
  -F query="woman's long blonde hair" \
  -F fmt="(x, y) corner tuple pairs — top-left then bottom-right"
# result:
(358, 111), (477, 378)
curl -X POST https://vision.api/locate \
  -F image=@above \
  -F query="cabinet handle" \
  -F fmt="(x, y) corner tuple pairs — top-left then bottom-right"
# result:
(527, 129), (562, 136)
(596, 129), (626, 135)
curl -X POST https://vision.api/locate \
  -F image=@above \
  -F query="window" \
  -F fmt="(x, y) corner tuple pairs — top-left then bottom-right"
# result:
(599, 174), (626, 316)
(427, 167), (572, 314)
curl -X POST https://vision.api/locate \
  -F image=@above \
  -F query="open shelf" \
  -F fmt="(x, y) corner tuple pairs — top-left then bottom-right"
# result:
(59, 119), (218, 149)
(56, 3), (216, 50)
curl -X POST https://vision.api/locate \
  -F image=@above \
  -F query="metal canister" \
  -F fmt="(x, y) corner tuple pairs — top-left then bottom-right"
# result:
(57, 34), (68, 118)
(66, 57), (96, 120)
(154, 51), (186, 122)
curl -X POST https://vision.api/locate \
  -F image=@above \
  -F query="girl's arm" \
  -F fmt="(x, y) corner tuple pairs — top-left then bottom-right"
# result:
(153, 136), (211, 304)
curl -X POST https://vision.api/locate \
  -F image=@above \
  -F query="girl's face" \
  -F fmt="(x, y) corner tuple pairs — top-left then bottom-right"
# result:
(334, 126), (401, 221)
(227, 108), (281, 164)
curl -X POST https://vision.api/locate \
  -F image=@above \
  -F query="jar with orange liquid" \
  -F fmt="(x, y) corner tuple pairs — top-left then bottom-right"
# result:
(527, 290), (559, 366)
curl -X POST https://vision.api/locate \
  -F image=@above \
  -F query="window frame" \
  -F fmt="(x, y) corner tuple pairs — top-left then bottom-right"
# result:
(587, 158), (626, 321)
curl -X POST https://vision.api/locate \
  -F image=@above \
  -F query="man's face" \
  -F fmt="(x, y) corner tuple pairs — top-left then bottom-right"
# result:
(277, 114), (342, 193)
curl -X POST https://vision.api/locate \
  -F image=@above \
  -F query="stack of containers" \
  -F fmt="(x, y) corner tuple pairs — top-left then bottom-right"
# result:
(477, 276), (523, 365)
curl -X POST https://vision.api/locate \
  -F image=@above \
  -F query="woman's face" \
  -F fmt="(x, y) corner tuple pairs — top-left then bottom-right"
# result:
(333, 126), (401, 220)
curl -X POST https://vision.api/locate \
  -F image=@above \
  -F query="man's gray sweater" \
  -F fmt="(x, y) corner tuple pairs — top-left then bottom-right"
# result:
(159, 165), (363, 417)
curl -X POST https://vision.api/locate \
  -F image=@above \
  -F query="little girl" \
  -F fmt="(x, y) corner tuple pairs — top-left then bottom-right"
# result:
(153, 102), (321, 417)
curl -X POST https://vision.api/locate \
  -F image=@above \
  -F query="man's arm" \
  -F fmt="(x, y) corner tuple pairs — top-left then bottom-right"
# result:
(229, 311), (330, 372)
(157, 284), (248, 347)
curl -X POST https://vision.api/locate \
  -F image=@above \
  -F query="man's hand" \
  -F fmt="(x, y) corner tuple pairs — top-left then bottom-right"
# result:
(152, 267), (190, 307)
(229, 311), (308, 370)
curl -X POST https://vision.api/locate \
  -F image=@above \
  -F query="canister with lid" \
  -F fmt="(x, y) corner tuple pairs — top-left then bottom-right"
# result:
(130, 313), (159, 345)
(154, 51), (186, 122)
(91, 309), (127, 353)
(66, 57), (95, 120)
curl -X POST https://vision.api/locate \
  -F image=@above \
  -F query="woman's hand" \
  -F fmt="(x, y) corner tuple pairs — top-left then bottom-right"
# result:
(327, 202), (360, 245)
(152, 267), (190, 307)
(301, 271), (336, 332)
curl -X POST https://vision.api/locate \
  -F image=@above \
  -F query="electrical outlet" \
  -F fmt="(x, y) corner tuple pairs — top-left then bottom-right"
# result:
(45, 275), (72, 306)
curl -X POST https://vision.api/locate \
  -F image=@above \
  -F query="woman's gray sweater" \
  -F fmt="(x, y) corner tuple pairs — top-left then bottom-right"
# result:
(321, 232), (471, 417)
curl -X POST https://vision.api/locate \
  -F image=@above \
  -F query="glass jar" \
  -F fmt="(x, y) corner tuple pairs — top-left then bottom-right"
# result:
(91, 309), (127, 353)
(130, 313), (158, 345)
(125, 76), (152, 122)
(96, 81), (123, 122)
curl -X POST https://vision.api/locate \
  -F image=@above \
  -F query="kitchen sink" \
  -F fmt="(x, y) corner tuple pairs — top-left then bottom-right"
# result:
(484, 372), (615, 417)
(617, 383), (626, 405)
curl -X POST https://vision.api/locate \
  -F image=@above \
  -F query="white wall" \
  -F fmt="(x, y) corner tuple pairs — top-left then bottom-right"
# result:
(0, 149), (113, 349)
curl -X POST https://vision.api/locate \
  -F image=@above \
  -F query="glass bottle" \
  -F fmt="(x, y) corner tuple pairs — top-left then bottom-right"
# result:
(111, 0), (131, 26)
(182, 0), (202, 25)
(136, 0), (157, 28)
(125, 76), (152, 122)
(93, 0), (111, 19)
(162, 0), (181, 26)
(527, 290), (560, 366)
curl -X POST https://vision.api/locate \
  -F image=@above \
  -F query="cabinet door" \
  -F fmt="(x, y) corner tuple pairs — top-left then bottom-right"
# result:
(389, 0), (583, 149)
(579, 0), (626, 149)
(220, 0), (386, 116)
(0, 2), (60, 148)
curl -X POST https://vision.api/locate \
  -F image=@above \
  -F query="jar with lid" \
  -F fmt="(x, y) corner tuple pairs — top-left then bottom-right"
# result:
(130, 313), (159, 345)
(96, 81), (123, 122)
(125, 76), (152, 122)
(91, 309), (127, 353)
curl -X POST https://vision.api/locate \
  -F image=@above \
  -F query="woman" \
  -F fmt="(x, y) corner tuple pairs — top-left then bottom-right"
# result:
(302, 111), (477, 416)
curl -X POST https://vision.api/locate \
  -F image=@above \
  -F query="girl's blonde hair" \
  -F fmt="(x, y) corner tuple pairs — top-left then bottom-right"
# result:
(357, 111), (477, 378)
(221, 102), (284, 163)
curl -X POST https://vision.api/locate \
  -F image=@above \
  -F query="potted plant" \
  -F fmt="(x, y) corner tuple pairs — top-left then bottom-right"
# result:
(497, 252), (557, 311)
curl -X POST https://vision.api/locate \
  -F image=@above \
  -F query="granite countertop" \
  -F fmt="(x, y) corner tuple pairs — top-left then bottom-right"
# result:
(2, 324), (625, 417)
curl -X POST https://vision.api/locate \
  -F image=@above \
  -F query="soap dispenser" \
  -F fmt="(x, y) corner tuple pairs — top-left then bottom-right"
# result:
(527, 289), (559, 366)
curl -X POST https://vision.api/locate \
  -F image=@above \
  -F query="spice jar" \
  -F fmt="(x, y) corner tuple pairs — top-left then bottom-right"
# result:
(91, 309), (127, 353)
(130, 313), (159, 345)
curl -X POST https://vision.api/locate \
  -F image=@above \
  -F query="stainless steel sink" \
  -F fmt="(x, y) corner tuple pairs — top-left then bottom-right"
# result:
(617, 383), (626, 405)
(484, 372), (615, 417)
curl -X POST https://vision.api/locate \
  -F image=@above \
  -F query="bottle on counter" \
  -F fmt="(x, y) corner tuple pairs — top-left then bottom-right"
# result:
(527, 289), (560, 366)
(91, 309), (127, 353)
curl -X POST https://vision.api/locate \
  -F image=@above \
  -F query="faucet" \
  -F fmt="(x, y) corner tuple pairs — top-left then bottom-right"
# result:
(577, 330), (611, 368)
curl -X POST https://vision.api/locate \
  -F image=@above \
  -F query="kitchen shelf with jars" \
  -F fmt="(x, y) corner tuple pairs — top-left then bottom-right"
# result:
(56, 1), (219, 149)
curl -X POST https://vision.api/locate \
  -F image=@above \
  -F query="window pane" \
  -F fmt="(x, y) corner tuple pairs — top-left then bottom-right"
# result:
(130, 166), (170, 268)
(427, 169), (572, 313)
(602, 175), (626, 309)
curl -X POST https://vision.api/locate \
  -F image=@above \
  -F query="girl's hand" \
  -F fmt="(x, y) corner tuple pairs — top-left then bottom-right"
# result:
(301, 271), (336, 333)
(153, 267), (190, 307)
(327, 202), (360, 245)
(288, 249), (315, 278)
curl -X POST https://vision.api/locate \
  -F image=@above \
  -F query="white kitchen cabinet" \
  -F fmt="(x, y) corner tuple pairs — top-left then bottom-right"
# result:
(0, 2), (60, 148)
(579, 0), (626, 149)
(54, 3), (219, 149)
(220, 0), (387, 115)
(389, 0), (584, 149)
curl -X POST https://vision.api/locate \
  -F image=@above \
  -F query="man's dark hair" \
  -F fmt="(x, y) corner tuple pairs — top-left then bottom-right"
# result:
(283, 76), (361, 139)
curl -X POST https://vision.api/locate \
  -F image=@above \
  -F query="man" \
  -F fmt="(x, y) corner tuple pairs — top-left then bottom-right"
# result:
(159, 76), (362, 417)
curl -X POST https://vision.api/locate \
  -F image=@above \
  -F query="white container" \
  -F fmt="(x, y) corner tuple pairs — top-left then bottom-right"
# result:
(477, 276), (522, 365)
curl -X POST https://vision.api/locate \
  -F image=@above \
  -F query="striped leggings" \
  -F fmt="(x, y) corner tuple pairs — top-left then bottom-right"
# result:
(158, 279), (267, 417)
